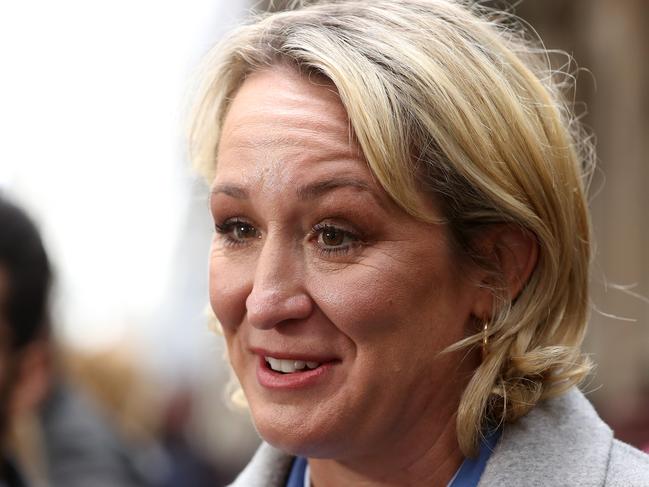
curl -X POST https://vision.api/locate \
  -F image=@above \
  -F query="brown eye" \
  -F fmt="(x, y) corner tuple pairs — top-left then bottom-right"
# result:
(214, 219), (259, 245)
(321, 226), (344, 246)
(233, 223), (258, 240)
(311, 222), (362, 256)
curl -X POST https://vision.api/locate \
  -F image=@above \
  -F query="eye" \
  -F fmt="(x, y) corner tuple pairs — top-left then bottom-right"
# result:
(320, 226), (346, 246)
(214, 218), (260, 245)
(232, 222), (258, 240)
(312, 223), (360, 255)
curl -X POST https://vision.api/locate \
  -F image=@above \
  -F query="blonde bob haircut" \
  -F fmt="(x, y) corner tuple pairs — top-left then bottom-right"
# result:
(190, 0), (594, 456)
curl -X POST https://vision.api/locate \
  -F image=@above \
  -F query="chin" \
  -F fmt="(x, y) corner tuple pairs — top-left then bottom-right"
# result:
(251, 404), (351, 459)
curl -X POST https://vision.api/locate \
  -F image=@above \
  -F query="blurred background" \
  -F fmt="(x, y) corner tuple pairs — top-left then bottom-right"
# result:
(0, 0), (647, 485)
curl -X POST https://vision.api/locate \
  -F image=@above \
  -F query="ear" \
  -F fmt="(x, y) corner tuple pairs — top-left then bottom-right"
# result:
(471, 224), (539, 319)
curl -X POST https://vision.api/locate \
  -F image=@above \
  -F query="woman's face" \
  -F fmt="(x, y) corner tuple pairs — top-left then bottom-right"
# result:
(210, 66), (484, 459)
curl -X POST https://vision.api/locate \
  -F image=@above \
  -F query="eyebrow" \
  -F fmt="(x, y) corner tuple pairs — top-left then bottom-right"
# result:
(295, 177), (374, 201)
(211, 184), (248, 199)
(211, 177), (379, 203)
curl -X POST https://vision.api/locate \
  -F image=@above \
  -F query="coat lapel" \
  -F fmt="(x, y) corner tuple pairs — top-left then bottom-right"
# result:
(479, 388), (613, 486)
(229, 442), (293, 487)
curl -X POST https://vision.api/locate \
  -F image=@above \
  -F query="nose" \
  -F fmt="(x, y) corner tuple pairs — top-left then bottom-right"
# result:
(245, 236), (313, 329)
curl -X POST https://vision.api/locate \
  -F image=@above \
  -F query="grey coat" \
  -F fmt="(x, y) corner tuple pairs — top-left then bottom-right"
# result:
(229, 388), (649, 486)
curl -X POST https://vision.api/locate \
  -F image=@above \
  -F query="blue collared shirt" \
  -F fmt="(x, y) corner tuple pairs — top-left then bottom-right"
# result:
(448, 429), (501, 487)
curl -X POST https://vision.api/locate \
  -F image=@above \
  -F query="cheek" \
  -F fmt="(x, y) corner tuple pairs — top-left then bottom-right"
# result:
(308, 266), (409, 343)
(309, 253), (468, 350)
(208, 248), (251, 331)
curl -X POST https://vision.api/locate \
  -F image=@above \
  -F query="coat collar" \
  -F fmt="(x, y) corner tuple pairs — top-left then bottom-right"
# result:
(229, 441), (292, 487)
(479, 387), (613, 486)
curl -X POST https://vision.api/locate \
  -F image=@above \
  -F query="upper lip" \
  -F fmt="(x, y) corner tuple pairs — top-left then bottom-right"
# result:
(250, 347), (339, 363)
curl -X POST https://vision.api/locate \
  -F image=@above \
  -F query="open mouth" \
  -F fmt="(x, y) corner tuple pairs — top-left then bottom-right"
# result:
(264, 356), (322, 374)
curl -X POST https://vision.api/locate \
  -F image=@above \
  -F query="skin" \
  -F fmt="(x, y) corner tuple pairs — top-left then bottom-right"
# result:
(209, 66), (535, 486)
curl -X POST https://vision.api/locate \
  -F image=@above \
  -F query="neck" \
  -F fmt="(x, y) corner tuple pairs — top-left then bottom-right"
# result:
(308, 396), (464, 487)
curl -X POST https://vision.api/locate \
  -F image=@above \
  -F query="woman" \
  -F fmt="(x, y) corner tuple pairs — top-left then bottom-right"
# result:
(189, 1), (649, 485)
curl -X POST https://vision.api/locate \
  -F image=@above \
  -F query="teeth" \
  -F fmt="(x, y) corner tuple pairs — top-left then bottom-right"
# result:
(280, 360), (294, 373)
(266, 357), (281, 371)
(265, 357), (321, 373)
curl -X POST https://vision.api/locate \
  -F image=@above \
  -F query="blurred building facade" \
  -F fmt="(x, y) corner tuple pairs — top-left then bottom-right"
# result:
(513, 0), (649, 448)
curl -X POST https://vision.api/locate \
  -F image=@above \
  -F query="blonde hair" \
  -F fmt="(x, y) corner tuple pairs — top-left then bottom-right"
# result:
(189, 0), (594, 456)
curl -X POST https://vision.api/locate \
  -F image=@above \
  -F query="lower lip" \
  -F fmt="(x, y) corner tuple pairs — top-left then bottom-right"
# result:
(256, 356), (337, 390)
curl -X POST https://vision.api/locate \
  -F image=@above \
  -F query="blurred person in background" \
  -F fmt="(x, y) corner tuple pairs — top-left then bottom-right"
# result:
(63, 348), (231, 487)
(189, 0), (649, 485)
(0, 194), (161, 487)
(0, 196), (48, 486)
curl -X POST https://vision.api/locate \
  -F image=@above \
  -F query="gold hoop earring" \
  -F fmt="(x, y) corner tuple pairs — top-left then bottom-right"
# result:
(482, 321), (489, 361)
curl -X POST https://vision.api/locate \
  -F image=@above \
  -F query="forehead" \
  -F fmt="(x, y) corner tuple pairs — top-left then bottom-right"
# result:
(221, 66), (350, 146)
(215, 66), (368, 188)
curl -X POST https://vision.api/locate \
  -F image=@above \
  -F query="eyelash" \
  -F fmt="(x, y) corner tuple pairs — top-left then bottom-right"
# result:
(214, 218), (259, 248)
(310, 222), (361, 256)
(213, 218), (362, 256)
